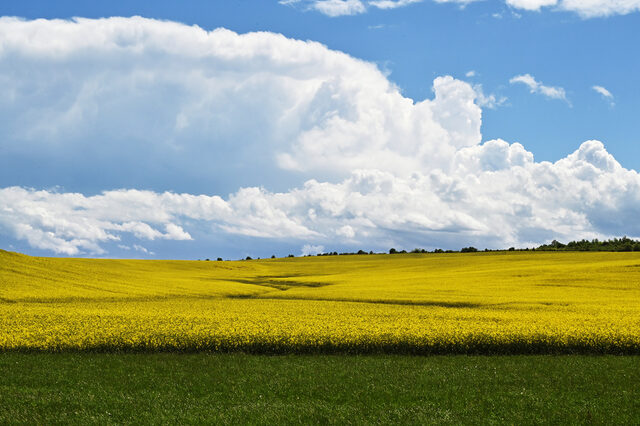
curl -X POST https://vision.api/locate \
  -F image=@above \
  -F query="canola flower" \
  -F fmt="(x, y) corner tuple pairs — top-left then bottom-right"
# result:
(1, 249), (639, 354)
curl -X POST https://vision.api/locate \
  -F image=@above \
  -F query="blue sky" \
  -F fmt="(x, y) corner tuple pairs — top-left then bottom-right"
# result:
(1, 0), (640, 259)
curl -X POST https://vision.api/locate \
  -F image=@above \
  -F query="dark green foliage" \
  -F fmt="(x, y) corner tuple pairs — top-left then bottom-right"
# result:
(460, 247), (478, 253)
(537, 237), (640, 252)
(1, 353), (638, 424)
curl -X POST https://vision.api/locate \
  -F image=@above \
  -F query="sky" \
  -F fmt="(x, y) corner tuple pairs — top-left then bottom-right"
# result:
(0, 0), (639, 259)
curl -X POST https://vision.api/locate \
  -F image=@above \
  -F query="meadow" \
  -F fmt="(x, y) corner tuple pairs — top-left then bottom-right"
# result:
(1, 249), (639, 354)
(2, 353), (639, 424)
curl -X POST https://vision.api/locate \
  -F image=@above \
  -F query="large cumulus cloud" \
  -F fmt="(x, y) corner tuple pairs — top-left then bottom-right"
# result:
(0, 17), (638, 256)
(0, 16), (480, 193)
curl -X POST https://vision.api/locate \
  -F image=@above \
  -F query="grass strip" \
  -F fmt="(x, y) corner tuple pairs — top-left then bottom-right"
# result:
(1, 353), (638, 424)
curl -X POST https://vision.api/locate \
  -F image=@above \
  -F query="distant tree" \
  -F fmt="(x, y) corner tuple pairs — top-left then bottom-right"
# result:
(217, 257), (223, 261)
(460, 247), (478, 253)
(271, 255), (276, 259)
(288, 254), (295, 258)
(245, 256), (252, 260)
(537, 237), (640, 252)
(508, 247), (515, 251)
(205, 258), (210, 261)
(434, 248), (444, 253)
(389, 248), (397, 254)
(357, 249), (367, 255)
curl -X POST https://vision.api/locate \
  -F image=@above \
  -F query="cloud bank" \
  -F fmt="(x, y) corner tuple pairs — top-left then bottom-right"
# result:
(1, 16), (639, 256)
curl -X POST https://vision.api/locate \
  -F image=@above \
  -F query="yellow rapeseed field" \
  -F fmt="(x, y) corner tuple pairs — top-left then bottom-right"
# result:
(1, 249), (639, 353)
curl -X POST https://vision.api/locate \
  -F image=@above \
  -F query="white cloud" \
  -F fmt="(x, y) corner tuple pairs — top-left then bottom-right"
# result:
(592, 85), (615, 106)
(473, 84), (507, 109)
(558, 0), (640, 17)
(1, 17), (640, 255)
(287, 0), (640, 17)
(301, 244), (325, 255)
(312, 0), (366, 16)
(506, 0), (558, 11)
(506, 0), (640, 17)
(592, 85), (613, 99)
(0, 16), (485, 191)
(290, 0), (480, 16)
(369, 0), (423, 9)
(465, 70), (476, 77)
(369, 0), (481, 9)
(133, 244), (153, 255)
(510, 74), (569, 104)
(274, 73), (483, 176)
(4, 138), (640, 254)
(433, 0), (483, 4)
(0, 186), (317, 255)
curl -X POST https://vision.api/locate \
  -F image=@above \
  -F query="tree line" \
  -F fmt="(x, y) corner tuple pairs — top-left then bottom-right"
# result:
(536, 237), (640, 252)
(201, 237), (640, 261)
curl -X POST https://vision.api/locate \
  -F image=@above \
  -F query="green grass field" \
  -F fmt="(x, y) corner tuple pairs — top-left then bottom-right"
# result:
(1, 353), (639, 424)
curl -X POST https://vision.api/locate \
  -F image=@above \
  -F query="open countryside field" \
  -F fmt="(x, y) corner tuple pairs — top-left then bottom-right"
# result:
(1, 249), (640, 354)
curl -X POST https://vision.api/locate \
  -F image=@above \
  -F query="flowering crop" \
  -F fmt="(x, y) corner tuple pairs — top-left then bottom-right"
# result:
(1, 249), (639, 353)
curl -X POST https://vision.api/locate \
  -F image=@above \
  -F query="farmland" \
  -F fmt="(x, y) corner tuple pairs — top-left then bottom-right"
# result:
(1, 249), (639, 354)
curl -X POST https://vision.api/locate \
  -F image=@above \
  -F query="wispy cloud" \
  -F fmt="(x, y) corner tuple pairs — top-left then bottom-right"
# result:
(510, 74), (569, 105)
(285, 0), (640, 18)
(505, 0), (557, 11)
(312, 0), (366, 16)
(473, 84), (507, 109)
(592, 85), (615, 106)
(508, 0), (640, 18)
(369, 0), (423, 9)
(301, 244), (325, 255)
